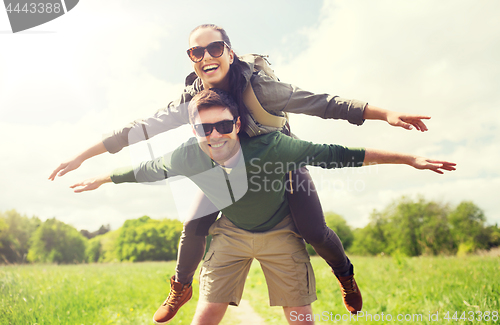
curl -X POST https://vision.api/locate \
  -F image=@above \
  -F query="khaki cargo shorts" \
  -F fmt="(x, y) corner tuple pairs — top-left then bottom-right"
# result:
(198, 215), (316, 307)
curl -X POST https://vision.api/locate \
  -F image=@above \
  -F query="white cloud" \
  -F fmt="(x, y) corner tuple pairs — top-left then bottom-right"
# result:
(275, 0), (500, 226)
(0, 1), (185, 230)
(1, 0), (498, 231)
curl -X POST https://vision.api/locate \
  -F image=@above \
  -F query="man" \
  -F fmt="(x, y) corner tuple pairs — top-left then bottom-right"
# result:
(71, 89), (455, 325)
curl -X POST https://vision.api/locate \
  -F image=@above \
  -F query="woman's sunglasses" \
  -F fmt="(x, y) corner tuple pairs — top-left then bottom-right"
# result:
(187, 41), (229, 63)
(193, 118), (238, 137)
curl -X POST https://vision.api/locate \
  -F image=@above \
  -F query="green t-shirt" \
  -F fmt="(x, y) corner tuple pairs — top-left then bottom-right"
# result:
(111, 132), (365, 232)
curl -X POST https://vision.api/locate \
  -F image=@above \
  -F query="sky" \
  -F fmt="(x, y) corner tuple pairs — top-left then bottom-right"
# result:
(0, 0), (499, 232)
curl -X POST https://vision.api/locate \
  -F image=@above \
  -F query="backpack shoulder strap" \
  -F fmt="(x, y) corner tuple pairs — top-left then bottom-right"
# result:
(243, 83), (286, 128)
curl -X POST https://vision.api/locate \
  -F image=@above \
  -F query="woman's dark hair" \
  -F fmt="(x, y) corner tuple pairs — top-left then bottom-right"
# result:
(189, 24), (249, 130)
(190, 24), (232, 47)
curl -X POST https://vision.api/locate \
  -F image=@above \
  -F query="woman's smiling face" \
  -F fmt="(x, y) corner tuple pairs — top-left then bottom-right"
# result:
(189, 27), (234, 91)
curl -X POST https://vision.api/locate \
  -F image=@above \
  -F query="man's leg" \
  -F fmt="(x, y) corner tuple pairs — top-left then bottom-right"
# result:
(195, 216), (254, 323)
(283, 305), (314, 325)
(255, 215), (317, 318)
(191, 301), (229, 325)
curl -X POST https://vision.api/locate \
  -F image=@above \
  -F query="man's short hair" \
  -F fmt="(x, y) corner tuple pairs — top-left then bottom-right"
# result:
(188, 89), (240, 124)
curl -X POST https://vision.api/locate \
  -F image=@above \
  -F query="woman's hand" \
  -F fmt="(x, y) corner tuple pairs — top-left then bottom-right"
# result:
(70, 175), (112, 193)
(49, 156), (84, 181)
(48, 141), (107, 181)
(385, 111), (430, 132)
(363, 105), (430, 131)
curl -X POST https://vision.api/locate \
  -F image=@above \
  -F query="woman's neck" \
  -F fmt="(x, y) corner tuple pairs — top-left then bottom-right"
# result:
(202, 77), (230, 92)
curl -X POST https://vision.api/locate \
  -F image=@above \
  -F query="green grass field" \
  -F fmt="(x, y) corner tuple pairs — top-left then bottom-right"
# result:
(1, 255), (499, 324)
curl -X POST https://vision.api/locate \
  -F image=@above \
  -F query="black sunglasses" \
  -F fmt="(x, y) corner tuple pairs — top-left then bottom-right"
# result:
(187, 41), (229, 63)
(193, 118), (238, 137)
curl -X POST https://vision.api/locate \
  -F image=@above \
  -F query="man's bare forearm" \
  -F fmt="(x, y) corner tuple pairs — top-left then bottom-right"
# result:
(363, 148), (414, 166)
(70, 174), (112, 193)
(363, 148), (456, 174)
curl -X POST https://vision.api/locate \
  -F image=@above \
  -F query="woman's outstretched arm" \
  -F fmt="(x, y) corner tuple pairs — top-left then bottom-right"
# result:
(49, 141), (107, 181)
(362, 104), (430, 131)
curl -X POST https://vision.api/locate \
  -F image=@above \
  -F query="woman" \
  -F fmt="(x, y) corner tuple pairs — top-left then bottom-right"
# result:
(50, 24), (430, 324)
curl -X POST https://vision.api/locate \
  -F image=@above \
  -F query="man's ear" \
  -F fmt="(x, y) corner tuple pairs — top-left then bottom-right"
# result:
(235, 116), (241, 133)
(192, 125), (197, 136)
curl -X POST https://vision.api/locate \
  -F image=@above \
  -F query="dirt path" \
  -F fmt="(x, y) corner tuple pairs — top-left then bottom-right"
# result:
(224, 299), (266, 325)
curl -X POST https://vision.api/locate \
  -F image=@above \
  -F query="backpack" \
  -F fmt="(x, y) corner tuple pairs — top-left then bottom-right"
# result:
(240, 54), (279, 81)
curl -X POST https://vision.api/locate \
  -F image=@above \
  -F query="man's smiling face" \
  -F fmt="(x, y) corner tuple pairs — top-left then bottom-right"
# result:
(192, 105), (241, 165)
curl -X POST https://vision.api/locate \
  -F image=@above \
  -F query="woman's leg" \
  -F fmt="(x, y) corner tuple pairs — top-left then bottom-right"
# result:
(176, 190), (220, 283)
(154, 192), (219, 324)
(286, 167), (362, 314)
(287, 167), (352, 276)
(176, 209), (219, 283)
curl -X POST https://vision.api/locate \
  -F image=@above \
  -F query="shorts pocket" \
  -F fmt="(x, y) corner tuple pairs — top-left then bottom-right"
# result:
(203, 248), (216, 263)
(292, 251), (316, 296)
(199, 248), (216, 297)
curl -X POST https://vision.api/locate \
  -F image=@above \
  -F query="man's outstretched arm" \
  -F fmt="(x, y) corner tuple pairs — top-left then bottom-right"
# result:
(70, 154), (173, 193)
(363, 149), (456, 174)
(70, 174), (112, 193)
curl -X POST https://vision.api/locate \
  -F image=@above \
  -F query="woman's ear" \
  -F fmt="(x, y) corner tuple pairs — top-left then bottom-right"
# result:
(228, 49), (234, 65)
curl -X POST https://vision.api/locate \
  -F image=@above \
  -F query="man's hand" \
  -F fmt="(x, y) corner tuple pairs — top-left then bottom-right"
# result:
(364, 149), (456, 174)
(411, 157), (456, 174)
(386, 111), (430, 132)
(70, 175), (112, 193)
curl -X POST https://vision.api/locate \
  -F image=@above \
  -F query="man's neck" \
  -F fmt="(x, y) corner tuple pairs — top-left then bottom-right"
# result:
(214, 146), (242, 168)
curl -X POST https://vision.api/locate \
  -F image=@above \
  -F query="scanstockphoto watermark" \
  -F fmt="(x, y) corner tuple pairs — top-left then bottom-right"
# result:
(290, 310), (499, 322)
(3, 0), (79, 33)
(248, 157), (379, 195)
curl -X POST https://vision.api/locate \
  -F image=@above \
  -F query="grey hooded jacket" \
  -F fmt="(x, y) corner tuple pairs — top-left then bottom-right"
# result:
(102, 55), (367, 154)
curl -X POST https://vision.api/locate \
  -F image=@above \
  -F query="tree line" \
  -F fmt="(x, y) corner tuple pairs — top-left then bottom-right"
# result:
(306, 197), (499, 257)
(0, 211), (182, 264)
(1, 197), (499, 264)
(348, 197), (500, 256)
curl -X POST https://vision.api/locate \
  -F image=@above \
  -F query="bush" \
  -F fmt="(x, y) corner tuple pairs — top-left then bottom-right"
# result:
(85, 236), (102, 263)
(27, 218), (87, 264)
(115, 216), (182, 262)
(0, 210), (40, 263)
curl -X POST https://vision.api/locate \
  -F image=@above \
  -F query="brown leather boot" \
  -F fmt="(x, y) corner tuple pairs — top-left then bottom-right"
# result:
(335, 271), (362, 314)
(153, 276), (193, 324)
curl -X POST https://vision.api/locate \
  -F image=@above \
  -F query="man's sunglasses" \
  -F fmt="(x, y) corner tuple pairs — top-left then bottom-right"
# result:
(193, 118), (238, 137)
(187, 41), (229, 63)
